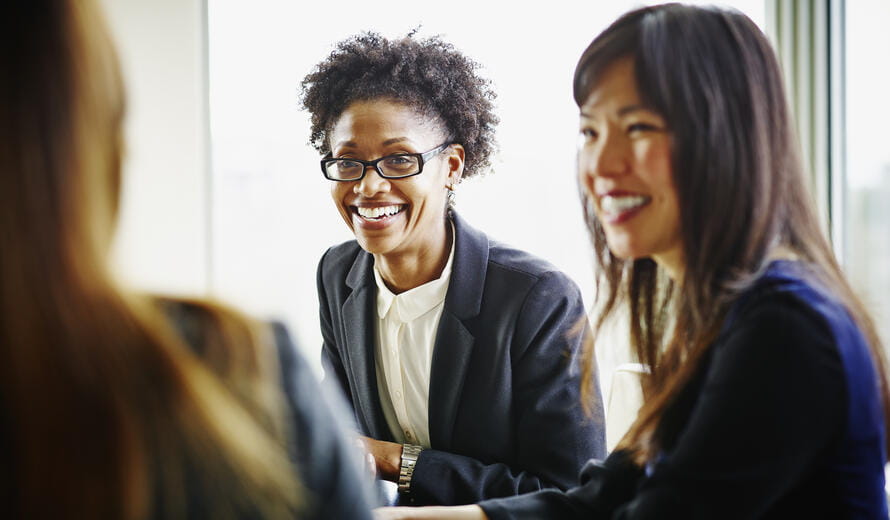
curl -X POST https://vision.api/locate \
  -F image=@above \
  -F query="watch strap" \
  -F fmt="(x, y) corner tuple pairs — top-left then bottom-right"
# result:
(397, 444), (423, 495)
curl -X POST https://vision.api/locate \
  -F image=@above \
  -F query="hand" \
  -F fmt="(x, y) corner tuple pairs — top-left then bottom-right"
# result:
(373, 505), (488, 520)
(358, 435), (403, 482)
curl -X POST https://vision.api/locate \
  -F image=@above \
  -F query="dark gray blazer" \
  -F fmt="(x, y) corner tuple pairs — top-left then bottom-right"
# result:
(164, 301), (376, 519)
(317, 211), (606, 506)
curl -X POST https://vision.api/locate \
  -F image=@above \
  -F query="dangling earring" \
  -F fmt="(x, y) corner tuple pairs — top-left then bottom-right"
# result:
(446, 184), (456, 208)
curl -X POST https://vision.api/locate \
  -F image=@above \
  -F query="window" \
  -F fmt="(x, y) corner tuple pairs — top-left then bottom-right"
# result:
(844, 0), (890, 350)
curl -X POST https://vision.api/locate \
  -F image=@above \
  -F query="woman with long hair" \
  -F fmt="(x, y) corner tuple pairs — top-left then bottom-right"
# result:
(0, 1), (373, 518)
(377, 4), (889, 518)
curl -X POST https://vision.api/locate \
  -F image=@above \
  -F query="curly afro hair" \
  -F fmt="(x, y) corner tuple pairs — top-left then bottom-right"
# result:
(300, 32), (498, 179)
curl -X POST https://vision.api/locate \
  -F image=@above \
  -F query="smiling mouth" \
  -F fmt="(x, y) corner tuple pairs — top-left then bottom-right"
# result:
(599, 195), (651, 219)
(353, 204), (406, 221)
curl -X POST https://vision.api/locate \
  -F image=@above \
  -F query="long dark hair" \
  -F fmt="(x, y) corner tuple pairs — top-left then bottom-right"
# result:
(576, 4), (890, 463)
(0, 1), (299, 517)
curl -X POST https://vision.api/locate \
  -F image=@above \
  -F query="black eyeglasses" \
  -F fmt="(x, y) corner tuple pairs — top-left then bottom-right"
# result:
(321, 142), (452, 182)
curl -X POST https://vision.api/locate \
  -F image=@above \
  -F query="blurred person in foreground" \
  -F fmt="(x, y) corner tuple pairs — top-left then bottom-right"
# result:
(377, 4), (889, 519)
(0, 1), (374, 518)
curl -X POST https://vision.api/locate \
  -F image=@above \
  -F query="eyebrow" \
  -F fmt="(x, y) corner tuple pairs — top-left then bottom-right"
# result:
(580, 104), (650, 119)
(618, 104), (647, 116)
(332, 137), (413, 150)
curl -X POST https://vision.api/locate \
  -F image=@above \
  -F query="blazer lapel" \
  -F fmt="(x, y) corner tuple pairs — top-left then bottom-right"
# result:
(343, 251), (393, 441)
(428, 312), (475, 448)
(428, 212), (488, 448)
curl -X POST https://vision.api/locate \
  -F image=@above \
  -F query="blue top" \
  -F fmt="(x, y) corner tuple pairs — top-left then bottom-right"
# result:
(729, 261), (887, 515)
(481, 260), (887, 519)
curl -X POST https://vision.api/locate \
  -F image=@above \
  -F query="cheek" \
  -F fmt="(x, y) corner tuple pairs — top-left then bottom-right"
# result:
(407, 173), (446, 209)
(331, 184), (350, 211)
(331, 182), (344, 200)
(639, 141), (674, 195)
(643, 145), (682, 238)
(641, 138), (670, 169)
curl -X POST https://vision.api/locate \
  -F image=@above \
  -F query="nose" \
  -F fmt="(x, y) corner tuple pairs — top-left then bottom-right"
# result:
(354, 165), (391, 196)
(578, 133), (628, 194)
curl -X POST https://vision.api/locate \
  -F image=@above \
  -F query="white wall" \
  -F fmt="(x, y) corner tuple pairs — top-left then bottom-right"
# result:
(206, 1), (615, 369)
(100, 0), (763, 375)
(101, 0), (210, 296)
(207, 1), (765, 373)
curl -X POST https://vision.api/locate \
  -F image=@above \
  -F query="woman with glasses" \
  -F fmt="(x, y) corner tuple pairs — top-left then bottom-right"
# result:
(378, 4), (889, 519)
(300, 32), (606, 506)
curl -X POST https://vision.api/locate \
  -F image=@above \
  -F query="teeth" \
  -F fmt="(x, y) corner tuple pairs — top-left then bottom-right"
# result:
(357, 205), (404, 219)
(600, 195), (648, 215)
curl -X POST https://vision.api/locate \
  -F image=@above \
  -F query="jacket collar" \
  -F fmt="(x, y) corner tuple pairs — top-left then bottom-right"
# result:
(345, 243), (374, 290)
(341, 210), (488, 447)
(445, 210), (488, 320)
(343, 210), (489, 321)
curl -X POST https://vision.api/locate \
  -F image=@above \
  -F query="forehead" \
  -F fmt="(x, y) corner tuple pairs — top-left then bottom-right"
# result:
(580, 58), (641, 115)
(330, 99), (442, 143)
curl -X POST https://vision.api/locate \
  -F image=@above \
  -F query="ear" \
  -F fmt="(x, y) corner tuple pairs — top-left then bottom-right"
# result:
(445, 143), (465, 186)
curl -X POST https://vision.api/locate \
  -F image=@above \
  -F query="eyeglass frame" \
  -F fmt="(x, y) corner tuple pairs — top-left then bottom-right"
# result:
(320, 142), (453, 182)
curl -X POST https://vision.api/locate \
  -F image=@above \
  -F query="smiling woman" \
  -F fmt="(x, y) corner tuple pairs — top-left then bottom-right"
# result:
(577, 58), (682, 278)
(377, 4), (890, 519)
(300, 32), (606, 506)
(326, 100), (461, 286)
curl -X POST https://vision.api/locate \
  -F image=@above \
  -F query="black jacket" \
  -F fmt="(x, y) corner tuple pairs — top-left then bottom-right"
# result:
(317, 212), (606, 505)
(480, 261), (888, 519)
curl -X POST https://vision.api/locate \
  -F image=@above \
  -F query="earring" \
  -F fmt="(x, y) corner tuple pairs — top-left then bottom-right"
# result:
(446, 184), (456, 207)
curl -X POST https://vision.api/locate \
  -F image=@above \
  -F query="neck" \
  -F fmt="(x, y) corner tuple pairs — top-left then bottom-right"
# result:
(768, 244), (800, 262)
(375, 221), (452, 294)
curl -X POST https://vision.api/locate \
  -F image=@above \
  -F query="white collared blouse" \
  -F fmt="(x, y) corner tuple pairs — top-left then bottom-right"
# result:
(372, 230), (456, 448)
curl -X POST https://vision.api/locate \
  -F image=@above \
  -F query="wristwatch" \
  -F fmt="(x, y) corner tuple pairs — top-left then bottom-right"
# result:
(397, 444), (423, 495)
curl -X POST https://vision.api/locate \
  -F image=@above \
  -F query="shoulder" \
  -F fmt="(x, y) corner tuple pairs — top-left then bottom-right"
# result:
(732, 262), (882, 410)
(487, 239), (560, 278)
(452, 210), (580, 294)
(724, 271), (836, 354)
(157, 298), (206, 348)
(729, 261), (862, 353)
(485, 240), (582, 300)
(155, 297), (253, 358)
(714, 263), (856, 382)
(723, 291), (836, 357)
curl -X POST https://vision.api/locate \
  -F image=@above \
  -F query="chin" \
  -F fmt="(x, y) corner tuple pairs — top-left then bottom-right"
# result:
(355, 237), (381, 254)
(604, 239), (632, 260)
(605, 243), (648, 263)
(609, 251), (639, 262)
(355, 236), (392, 256)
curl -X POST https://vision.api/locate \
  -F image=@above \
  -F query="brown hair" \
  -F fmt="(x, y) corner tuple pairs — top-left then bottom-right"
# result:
(576, 4), (890, 464)
(0, 1), (298, 517)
